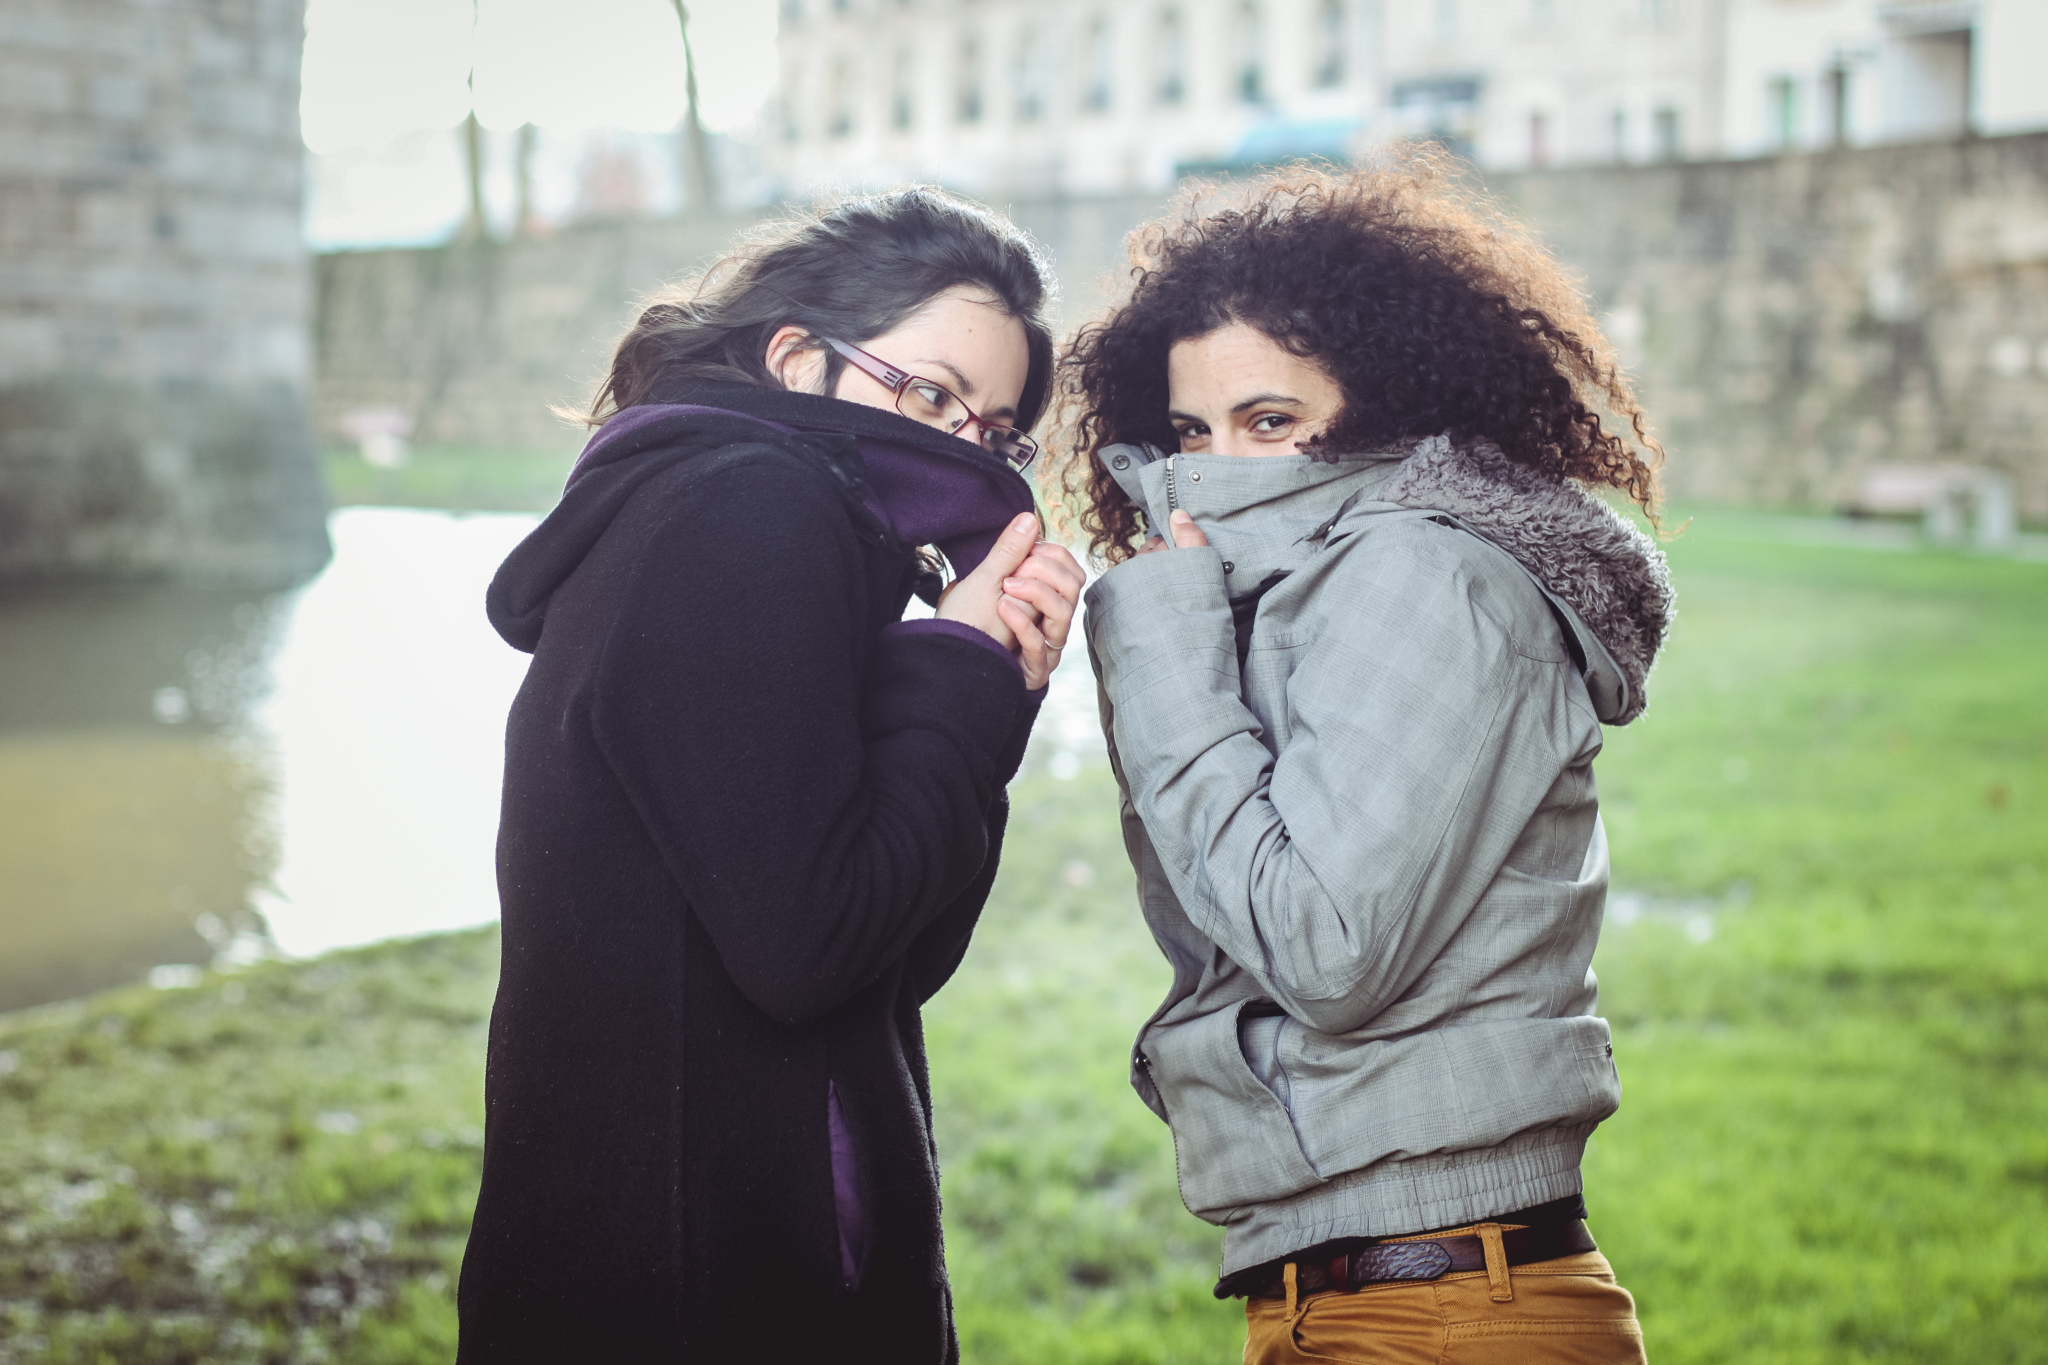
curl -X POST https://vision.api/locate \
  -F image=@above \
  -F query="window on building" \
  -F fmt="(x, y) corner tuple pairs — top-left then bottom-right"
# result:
(891, 45), (915, 130)
(1015, 29), (1046, 122)
(831, 0), (850, 14)
(1081, 15), (1113, 113)
(1641, 0), (1670, 23)
(1528, 111), (1549, 167)
(1157, 8), (1187, 105)
(1611, 108), (1627, 161)
(780, 0), (803, 24)
(1238, 2), (1264, 104)
(1314, 0), (1345, 88)
(1885, 29), (1971, 139)
(957, 35), (983, 124)
(777, 94), (798, 143)
(1435, 0), (1457, 39)
(1768, 76), (1798, 148)
(828, 59), (854, 137)
(1530, 0), (1553, 24)
(1653, 106), (1680, 159)
(1825, 66), (1849, 144)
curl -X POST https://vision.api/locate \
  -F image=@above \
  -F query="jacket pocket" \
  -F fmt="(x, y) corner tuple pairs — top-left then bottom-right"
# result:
(1281, 1014), (1623, 1178)
(1141, 1000), (1328, 1220)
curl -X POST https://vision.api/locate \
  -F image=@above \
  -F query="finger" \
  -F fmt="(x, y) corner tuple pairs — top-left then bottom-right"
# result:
(998, 590), (1045, 629)
(1134, 536), (1169, 556)
(1021, 543), (1087, 599)
(999, 597), (1051, 688)
(1168, 510), (1209, 549)
(1007, 573), (1079, 626)
(1025, 538), (1084, 578)
(1000, 578), (1073, 643)
(1003, 556), (1082, 613)
(1002, 568), (1075, 618)
(974, 512), (1042, 583)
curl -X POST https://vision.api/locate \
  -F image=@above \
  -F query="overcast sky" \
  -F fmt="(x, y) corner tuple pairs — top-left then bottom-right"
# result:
(300, 0), (778, 154)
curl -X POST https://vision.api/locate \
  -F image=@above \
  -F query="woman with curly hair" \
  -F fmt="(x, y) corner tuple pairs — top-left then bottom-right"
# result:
(1058, 155), (1672, 1363)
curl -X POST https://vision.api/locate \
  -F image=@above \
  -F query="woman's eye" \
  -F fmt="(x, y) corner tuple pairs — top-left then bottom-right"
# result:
(1250, 413), (1294, 434)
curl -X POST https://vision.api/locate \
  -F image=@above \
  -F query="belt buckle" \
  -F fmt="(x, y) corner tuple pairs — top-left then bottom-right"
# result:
(1346, 1239), (1455, 1289)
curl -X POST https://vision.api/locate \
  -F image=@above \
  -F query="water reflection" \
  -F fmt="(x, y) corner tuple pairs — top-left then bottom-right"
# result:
(0, 509), (538, 1011)
(0, 585), (283, 1010)
(0, 504), (1106, 1014)
(254, 508), (537, 958)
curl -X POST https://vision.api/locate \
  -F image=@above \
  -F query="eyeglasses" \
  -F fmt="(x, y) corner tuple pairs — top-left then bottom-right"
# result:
(823, 337), (1039, 471)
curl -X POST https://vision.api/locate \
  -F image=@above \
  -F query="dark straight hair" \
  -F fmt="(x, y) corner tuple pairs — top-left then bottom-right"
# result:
(588, 187), (1059, 430)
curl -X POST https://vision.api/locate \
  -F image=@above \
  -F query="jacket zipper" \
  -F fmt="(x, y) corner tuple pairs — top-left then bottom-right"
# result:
(1164, 456), (1179, 513)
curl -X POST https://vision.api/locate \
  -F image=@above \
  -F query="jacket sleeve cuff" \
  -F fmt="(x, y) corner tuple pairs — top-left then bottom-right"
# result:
(865, 628), (1031, 780)
(1083, 548), (1236, 704)
(883, 617), (1024, 681)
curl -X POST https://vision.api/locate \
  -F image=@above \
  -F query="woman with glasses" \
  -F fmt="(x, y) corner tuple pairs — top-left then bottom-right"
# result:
(459, 187), (1083, 1362)
(1057, 157), (1670, 1363)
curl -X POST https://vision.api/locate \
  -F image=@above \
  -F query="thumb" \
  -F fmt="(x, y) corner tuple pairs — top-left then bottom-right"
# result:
(1168, 510), (1210, 549)
(976, 512), (1041, 579)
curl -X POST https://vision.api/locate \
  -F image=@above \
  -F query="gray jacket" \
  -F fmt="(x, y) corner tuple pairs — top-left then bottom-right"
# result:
(1082, 435), (1673, 1276)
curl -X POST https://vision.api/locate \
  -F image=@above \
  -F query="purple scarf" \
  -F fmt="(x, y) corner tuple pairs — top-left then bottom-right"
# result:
(565, 396), (1035, 578)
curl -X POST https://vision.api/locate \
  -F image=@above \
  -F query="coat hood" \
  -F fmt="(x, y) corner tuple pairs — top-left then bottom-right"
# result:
(1373, 435), (1672, 725)
(1098, 434), (1673, 724)
(488, 384), (1036, 654)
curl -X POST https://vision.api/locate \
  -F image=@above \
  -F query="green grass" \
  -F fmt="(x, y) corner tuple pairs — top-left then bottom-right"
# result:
(0, 933), (494, 1362)
(321, 445), (574, 513)
(1582, 513), (2048, 1362)
(2, 509), (2043, 1362)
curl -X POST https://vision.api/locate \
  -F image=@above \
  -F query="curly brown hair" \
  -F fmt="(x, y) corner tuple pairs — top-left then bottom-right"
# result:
(1052, 150), (1663, 562)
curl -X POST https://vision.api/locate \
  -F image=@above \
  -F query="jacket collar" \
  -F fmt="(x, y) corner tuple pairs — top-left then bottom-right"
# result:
(1097, 434), (1673, 724)
(1099, 442), (1404, 605)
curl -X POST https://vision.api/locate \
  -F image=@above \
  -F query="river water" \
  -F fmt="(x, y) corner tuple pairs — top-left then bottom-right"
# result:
(0, 506), (1104, 1013)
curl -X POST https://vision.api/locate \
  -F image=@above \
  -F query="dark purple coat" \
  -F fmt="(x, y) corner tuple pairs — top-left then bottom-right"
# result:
(457, 386), (1041, 1362)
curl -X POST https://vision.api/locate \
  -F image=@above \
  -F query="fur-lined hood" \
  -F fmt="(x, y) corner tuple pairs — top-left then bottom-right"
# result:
(1097, 434), (1673, 723)
(1375, 434), (1673, 724)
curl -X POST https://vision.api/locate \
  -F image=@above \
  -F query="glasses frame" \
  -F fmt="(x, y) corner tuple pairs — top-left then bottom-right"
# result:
(822, 337), (1039, 471)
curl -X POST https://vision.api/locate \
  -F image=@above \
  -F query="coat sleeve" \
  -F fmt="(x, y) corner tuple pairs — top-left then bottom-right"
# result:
(901, 685), (1043, 1002)
(589, 451), (1033, 1027)
(1084, 529), (1596, 1035)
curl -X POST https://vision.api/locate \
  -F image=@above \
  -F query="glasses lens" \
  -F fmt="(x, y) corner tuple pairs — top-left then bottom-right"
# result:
(896, 379), (970, 432)
(893, 374), (1036, 469)
(987, 429), (1038, 470)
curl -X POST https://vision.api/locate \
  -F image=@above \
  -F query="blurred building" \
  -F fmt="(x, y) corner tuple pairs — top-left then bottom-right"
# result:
(1724, 0), (2046, 154)
(0, 0), (329, 584)
(767, 0), (2048, 194)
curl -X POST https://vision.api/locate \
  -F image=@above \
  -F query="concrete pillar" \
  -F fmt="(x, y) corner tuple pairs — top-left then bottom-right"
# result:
(0, 0), (330, 585)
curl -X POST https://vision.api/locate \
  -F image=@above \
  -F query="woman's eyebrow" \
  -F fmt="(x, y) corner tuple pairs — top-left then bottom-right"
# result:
(1231, 392), (1304, 414)
(915, 358), (976, 397)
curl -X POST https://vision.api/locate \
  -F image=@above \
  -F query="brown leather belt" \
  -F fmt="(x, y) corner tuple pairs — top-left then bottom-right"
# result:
(1244, 1220), (1598, 1300)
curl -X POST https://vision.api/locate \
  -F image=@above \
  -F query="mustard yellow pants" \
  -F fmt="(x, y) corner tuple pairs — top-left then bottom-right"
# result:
(1243, 1236), (1646, 1365)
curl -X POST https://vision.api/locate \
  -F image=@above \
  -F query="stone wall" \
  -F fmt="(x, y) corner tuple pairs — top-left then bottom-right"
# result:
(0, 0), (329, 585)
(1490, 132), (2048, 517)
(312, 212), (763, 454)
(310, 195), (1170, 455)
(312, 134), (2048, 519)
